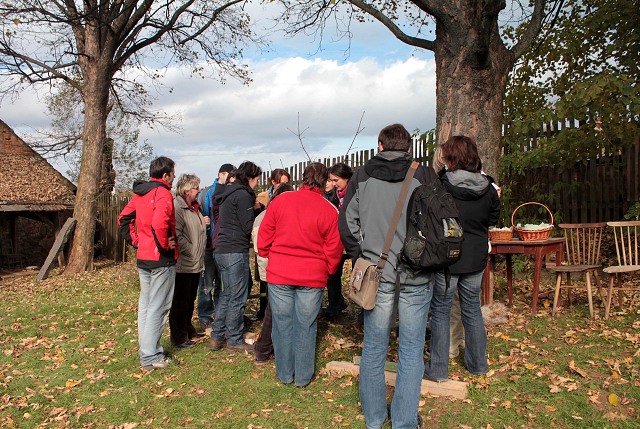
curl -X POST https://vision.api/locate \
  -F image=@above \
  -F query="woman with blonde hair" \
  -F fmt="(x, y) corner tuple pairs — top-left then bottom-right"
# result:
(170, 174), (209, 348)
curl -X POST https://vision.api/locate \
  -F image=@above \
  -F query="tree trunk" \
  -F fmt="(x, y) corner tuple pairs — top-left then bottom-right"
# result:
(64, 54), (111, 273)
(433, 8), (515, 178)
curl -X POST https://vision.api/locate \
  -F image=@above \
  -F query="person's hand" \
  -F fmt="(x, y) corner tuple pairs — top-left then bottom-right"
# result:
(203, 216), (211, 226)
(168, 237), (176, 249)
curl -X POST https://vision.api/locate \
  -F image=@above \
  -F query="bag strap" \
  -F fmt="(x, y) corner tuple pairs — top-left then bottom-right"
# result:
(375, 161), (419, 271)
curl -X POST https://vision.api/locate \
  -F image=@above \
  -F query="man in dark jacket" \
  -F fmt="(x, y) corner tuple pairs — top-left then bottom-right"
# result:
(118, 156), (178, 371)
(209, 161), (262, 353)
(197, 163), (234, 330)
(339, 124), (435, 429)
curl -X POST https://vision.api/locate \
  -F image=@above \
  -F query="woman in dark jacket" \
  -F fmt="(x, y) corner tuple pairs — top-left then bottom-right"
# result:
(323, 163), (353, 318)
(209, 161), (262, 353)
(424, 135), (500, 381)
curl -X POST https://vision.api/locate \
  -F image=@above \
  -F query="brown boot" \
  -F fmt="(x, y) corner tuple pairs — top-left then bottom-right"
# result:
(208, 339), (225, 351)
(226, 342), (254, 354)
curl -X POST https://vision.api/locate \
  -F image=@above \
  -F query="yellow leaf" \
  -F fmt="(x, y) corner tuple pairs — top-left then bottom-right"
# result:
(65, 380), (80, 388)
(608, 393), (620, 406)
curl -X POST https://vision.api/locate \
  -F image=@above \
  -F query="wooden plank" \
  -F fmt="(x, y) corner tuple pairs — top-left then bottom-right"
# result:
(325, 361), (468, 399)
(37, 218), (76, 280)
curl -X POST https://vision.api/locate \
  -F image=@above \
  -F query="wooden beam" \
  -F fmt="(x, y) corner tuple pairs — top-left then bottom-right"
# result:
(325, 360), (468, 399)
(37, 218), (76, 280)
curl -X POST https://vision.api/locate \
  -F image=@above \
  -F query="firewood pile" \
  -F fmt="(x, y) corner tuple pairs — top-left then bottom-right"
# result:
(0, 154), (75, 204)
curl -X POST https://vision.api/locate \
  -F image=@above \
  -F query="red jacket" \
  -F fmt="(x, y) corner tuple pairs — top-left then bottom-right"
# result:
(118, 178), (178, 269)
(257, 186), (343, 288)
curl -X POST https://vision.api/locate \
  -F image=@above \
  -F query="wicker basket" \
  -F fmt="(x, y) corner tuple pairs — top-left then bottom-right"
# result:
(511, 202), (554, 241)
(489, 228), (513, 241)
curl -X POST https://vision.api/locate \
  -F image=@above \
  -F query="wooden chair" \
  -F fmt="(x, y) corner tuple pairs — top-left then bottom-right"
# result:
(603, 221), (640, 319)
(549, 223), (606, 318)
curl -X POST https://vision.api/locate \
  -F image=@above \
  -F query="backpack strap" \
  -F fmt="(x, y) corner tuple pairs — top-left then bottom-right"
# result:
(376, 161), (419, 271)
(376, 161), (418, 326)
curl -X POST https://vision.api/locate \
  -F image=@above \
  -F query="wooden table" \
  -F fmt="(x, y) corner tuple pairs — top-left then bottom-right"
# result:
(483, 237), (565, 314)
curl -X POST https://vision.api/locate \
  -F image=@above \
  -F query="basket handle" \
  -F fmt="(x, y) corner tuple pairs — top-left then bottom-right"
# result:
(511, 202), (554, 228)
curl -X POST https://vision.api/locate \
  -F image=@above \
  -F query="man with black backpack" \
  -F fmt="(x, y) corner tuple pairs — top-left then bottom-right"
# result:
(339, 124), (436, 429)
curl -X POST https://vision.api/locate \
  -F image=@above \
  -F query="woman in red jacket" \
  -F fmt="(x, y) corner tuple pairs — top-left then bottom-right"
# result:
(257, 163), (343, 387)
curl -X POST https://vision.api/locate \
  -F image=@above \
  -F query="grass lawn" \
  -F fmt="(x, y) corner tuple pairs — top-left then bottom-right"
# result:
(0, 260), (638, 428)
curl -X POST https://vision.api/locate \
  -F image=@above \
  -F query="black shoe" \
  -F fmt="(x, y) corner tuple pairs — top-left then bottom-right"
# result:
(417, 413), (423, 429)
(175, 341), (196, 349)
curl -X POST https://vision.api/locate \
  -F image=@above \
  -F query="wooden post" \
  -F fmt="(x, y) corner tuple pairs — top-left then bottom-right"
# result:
(37, 218), (76, 280)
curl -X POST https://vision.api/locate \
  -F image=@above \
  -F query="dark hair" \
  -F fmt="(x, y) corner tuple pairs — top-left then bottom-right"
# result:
(149, 156), (175, 179)
(328, 163), (353, 181)
(441, 135), (482, 173)
(269, 183), (293, 205)
(234, 161), (263, 186)
(302, 162), (328, 190)
(270, 168), (290, 184)
(378, 124), (411, 151)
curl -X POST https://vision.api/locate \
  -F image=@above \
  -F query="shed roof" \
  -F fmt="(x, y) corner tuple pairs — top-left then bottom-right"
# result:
(0, 120), (76, 208)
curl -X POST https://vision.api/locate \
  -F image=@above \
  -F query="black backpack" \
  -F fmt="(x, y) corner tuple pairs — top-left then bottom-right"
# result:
(402, 176), (463, 273)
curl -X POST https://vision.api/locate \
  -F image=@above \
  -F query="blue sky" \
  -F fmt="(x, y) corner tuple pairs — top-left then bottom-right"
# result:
(0, 2), (438, 186)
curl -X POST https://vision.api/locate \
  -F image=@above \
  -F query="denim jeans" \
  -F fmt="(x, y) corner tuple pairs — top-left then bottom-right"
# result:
(137, 265), (175, 366)
(360, 281), (432, 429)
(268, 284), (324, 387)
(425, 270), (487, 381)
(198, 250), (220, 325)
(212, 253), (250, 346)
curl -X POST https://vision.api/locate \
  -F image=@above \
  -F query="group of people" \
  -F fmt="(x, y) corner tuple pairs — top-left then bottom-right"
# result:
(119, 124), (500, 429)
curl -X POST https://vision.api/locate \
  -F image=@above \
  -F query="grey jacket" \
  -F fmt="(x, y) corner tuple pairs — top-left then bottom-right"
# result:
(339, 150), (437, 285)
(174, 196), (207, 273)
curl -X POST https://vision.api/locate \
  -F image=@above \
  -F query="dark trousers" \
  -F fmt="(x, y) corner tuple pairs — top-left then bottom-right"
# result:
(169, 272), (199, 345)
(254, 284), (274, 361)
(326, 256), (347, 315)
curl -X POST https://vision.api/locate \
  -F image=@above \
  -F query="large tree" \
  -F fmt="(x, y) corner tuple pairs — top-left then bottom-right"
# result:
(0, 0), (258, 273)
(277, 0), (551, 176)
(29, 84), (156, 193)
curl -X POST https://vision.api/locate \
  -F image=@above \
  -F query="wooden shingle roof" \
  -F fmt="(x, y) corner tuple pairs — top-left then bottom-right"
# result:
(0, 120), (75, 211)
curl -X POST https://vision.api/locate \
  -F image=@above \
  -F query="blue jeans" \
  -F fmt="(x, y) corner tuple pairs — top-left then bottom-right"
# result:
(212, 253), (250, 346)
(425, 270), (487, 381)
(137, 265), (175, 366)
(268, 284), (324, 387)
(360, 281), (432, 429)
(198, 250), (220, 325)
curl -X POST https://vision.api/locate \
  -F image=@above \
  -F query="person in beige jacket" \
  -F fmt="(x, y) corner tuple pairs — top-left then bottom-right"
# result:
(169, 174), (209, 348)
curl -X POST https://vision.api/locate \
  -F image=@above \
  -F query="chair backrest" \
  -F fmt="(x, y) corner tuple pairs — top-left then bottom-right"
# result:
(607, 221), (640, 266)
(558, 223), (607, 265)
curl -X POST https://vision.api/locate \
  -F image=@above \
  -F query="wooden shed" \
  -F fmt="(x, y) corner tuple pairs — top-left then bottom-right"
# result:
(0, 119), (76, 269)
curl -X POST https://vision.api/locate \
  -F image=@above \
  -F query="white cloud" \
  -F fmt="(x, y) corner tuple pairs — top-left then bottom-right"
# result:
(1, 55), (436, 186)
(143, 55), (436, 184)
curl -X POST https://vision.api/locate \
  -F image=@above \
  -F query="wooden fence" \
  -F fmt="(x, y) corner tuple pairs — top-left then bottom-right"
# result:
(260, 133), (437, 186)
(96, 129), (638, 261)
(96, 193), (130, 262)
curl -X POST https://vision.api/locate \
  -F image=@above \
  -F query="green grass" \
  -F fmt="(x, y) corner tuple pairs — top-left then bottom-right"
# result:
(0, 262), (638, 428)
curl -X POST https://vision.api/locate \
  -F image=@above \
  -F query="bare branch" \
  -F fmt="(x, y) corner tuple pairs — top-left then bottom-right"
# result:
(287, 113), (313, 162)
(511, 0), (549, 59)
(345, 111), (365, 157)
(348, 0), (435, 50)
